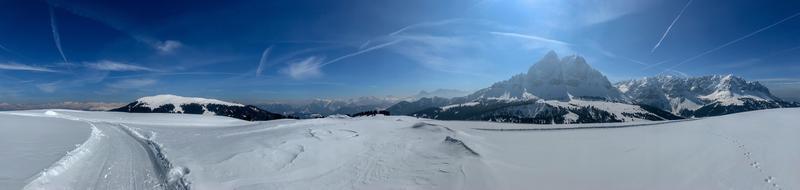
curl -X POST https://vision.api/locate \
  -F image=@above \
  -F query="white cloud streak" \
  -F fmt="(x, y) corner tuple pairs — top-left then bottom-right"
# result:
(108, 78), (157, 88)
(256, 46), (273, 76)
(36, 81), (60, 93)
(490, 32), (571, 46)
(49, 6), (69, 65)
(0, 62), (59, 72)
(155, 40), (182, 53)
(86, 60), (157, 72)
(663, 11), (800, 72)
(651, 0), (693, 54)
(283, 56), (324, 79)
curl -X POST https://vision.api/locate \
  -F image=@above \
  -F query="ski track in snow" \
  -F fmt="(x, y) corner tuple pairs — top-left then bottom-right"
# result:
(21, 113), (189, 190)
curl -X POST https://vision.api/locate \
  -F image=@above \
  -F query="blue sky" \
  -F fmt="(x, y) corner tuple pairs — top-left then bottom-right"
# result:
(1, 0), (799, 103)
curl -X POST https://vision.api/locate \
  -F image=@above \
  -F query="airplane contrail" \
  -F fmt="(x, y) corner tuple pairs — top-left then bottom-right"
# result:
(319, 39), (403, 68)
(490, 32), (571, 46)
(662, 11), (800, 72)
(256, 46), (273, 76)
(651, 0), (693, 54)
(388, 19), (461, 36)
(49, 6), (69, 65)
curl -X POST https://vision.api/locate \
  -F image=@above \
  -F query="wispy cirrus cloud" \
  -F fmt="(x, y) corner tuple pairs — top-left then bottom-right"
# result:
(85, 60), (158, 72)
(36, 81), (61, 93)
(155, 40), (182, 54)
(49, 6), (70, 65)
(0, 62), (59, 72)
(107, 78), (157, 88)
(256, 46), (273, 76)
(282, 56), (324, 79)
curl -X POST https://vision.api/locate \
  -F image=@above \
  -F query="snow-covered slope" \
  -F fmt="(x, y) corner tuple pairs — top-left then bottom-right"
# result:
(413, 98), (680, 124)
(134, 94), (244, 113)
(617, 75), (796, 117)
(2, 108), (799, 189)
(111, 94), (289, 121)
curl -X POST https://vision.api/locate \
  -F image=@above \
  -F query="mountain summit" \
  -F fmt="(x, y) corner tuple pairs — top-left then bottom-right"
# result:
(390, 51), (681, 124)
(468, 51), (622, 101)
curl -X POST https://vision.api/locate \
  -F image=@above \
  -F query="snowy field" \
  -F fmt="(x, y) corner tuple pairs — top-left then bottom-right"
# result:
(1, 108), (798, 190)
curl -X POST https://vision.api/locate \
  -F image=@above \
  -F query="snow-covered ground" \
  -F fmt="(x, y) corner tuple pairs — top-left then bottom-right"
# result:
(1, 108), (798, 189)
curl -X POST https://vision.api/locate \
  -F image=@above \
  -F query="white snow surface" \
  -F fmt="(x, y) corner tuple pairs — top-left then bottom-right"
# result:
(544, 99), (665, 122)
(135, 94), (245, 113)
(1, 108), (799, 189)
(440, 101), (480, 111)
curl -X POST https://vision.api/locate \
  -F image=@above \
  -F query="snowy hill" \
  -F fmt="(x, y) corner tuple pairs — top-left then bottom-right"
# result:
(110, 94), (289, 121)
(390, 51), (678, 124)
(2, 108), (799, 189)
(617, 75), (798, 117)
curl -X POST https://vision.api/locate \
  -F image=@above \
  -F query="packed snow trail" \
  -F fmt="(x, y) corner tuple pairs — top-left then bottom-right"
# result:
(24, 121), (188, 190)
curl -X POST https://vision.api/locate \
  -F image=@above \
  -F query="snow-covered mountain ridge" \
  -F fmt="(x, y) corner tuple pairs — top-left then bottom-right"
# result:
(390, 51), (681, 124)
(616, 74), (796, 117)
(110, 94), (288, 121)
(388, 51), (797, 123)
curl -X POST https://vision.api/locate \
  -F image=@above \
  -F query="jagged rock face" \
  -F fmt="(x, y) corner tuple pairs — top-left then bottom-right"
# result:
(617, 75), (794, 117)
(468, 51), (623, 101)
(110, 95), (288, 121)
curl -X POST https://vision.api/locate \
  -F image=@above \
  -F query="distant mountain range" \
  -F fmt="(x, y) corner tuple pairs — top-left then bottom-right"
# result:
(109, 51), (796, 123)
(386, 51), (797, 124)
(618, 75), (798, 117)
(110, 94), (289, 121)
(0, 102), (125, 111)
(256, 89), (471, 118)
